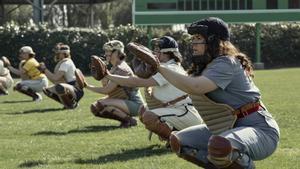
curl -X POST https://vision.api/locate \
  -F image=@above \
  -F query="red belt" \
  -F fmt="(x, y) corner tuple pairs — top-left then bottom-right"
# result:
(234, 102), (261, 119)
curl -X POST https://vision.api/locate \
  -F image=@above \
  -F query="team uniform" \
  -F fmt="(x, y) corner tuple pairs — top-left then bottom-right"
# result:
(136, 36), (203, 141)
(172, 56), (279, 169)
(103, 60), (144, 116)
(146, 59), (202, 131)
(16, 57), (48, 92)
(13, 57), (48, 101)
(43, 58), (84, 109)
(88, 40), (146, 127)
(165, 18), (280, 169)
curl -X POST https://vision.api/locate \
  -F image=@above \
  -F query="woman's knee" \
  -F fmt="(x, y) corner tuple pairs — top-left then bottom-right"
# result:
(170, 131), (181, 154)
(90, 101), (105, 116)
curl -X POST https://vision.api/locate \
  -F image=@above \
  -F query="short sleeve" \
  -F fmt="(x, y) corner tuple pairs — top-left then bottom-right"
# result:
(22, 60), (34, 71)
(152, 72), (168, 86)
(202, 57), (234, 90)
(113, 67), (130, 76)
(58, 61), (69, 72)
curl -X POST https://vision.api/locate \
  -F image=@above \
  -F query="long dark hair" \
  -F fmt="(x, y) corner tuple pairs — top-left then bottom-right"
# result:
(189, 39), (254, 78)
(219, 41), (254, 78)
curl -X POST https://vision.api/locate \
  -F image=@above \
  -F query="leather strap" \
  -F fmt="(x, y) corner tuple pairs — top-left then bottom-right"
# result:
(233, 102), (261, 119)
(162, 94), (189, 107)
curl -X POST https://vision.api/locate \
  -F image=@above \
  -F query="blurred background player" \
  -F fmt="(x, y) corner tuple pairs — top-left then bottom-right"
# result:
(40, 43), (84, 109)
(5, 46), (48, 101)
(0, 59), (14, 95)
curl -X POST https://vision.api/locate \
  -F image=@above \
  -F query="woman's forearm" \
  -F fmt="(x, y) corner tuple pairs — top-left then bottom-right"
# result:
(7, 66), (21, 76)
(44, 69), (64, 83)
(106, 74), (143, 87)
(158, 65), (217, 95)
(86, 84), (107, 94)
(44, 69), (56, 82)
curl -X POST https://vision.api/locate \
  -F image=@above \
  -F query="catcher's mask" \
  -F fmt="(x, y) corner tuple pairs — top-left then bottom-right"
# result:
(187, 17), (230, 42)
(156, 36), (182, 63)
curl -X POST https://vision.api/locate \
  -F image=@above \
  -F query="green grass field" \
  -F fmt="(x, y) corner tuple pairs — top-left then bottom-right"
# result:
(0, 68), (299, 169)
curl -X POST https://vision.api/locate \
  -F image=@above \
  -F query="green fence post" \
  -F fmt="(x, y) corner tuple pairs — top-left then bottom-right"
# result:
(147, 26), (152, 48)
(254, 23), (264, 69)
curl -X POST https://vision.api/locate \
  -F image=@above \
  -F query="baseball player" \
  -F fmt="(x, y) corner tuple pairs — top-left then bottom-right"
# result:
(4, 46), (48, 101)
(39, 43), (84, 109)
(86, 40), (144, 128)
(140, 18), (280, 169)
(0, 59), (14, 95)
(106, 36), (203, 141)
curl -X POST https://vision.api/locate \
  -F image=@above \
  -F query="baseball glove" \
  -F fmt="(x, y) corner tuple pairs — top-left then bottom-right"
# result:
(75, 69), (86, 89)
(127, 42), (159, 76)
(132, 57), (155, 78)
(90, 55), (107, 81)
(37, 62), (47, 73)
(1, 56), (11, 67)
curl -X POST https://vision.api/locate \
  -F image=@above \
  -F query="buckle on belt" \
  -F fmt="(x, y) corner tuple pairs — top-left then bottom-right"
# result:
(235, 102), (261, 119)
(241, 111), (249, 117)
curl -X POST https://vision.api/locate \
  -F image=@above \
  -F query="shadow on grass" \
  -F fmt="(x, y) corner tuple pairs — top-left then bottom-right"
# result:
(74, 144), (170, 165)
(1, 100), (33, 104)
(18, 160), (47, 168)
(7, 108), (64, 115)
(32, 125), (120, 136)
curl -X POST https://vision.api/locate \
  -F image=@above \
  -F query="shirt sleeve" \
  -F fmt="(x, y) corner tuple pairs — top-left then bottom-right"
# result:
(22, 60), (34, 71)
(152, 72), (168, 86)
(202, 57), (234, 90)
(58, 61), (69, 72)
(114, 67), (130, 76)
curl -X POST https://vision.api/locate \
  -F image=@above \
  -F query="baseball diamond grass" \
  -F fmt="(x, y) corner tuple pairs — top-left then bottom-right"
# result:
(0, 68), (299, 169)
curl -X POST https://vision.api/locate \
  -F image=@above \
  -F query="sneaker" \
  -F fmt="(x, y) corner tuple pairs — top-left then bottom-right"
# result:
(0, 90), (8, 96)
(63, 102), (78, 109)
(42, 88), (52, 97)
(33, 93), (43, 102)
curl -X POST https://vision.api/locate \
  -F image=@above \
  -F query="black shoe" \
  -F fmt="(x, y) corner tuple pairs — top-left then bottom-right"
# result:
(0, 90), (8, 95)
(119, 118), (137, 128)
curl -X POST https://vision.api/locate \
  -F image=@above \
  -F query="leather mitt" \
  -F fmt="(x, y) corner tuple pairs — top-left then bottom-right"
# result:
(90, 55), (107, 81)
(127, 42), (159, 76)
(75, 69), (86, 89)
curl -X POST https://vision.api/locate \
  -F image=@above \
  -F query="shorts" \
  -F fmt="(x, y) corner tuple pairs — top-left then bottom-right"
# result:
(124, 100), (143, 116)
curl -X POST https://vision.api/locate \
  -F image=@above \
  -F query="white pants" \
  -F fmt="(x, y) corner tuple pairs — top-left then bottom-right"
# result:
(151, 104), (203, 130)
(17, 77), (48, 92)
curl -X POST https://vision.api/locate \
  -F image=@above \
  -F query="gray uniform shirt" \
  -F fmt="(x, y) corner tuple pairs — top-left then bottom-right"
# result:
(202, 56), (280, 136)
(202, 56), (260, 109)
